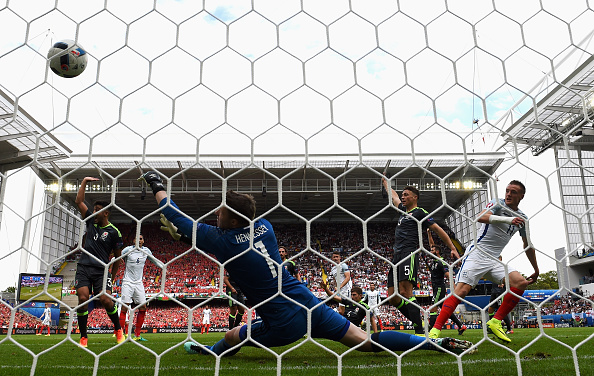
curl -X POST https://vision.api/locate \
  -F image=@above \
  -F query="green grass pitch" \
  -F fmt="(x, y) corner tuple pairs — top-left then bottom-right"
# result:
(1, 328), (593, 376)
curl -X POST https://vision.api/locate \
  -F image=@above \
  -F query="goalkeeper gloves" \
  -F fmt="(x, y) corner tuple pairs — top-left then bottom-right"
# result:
(138, 170), (165, 195)
(160, 214), (181, 241)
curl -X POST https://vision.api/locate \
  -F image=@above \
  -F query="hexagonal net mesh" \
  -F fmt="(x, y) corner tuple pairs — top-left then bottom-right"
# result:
(0, 0), (593, 375)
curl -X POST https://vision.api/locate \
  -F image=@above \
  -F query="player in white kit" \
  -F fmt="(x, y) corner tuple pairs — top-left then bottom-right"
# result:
(429, 180), (540, 343)
(119, 234), (153, 342)
(329, 250), (352, 301)
(364, 283), (383, 330)
(37, 304), (52, 336)
(201, 306), (212, 334)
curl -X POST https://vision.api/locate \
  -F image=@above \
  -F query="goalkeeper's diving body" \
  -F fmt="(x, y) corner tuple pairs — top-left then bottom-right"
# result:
(140, 171), (474, 356)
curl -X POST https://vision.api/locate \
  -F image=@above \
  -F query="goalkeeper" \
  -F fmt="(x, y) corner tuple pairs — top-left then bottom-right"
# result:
(141, 171), (474, 356)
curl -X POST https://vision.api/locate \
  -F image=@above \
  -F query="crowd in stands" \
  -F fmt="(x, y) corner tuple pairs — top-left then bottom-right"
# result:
(7, 219), (589, 331)
(0, 303), (43, 329)
(577, 247), (594, 259)
(63, 221), (461, 303)
(55, 221), (463, 329)
(273, 222), (460, 296)
(85, 304), (247, 330)
(112, 222), (220, 296)
(540, 293), (594, 316)
(581, 275), (594, 285)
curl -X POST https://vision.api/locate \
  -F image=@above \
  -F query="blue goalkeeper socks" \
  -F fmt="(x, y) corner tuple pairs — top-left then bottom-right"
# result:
(371, 331), (434, 352)
(209, 338), (241, 356)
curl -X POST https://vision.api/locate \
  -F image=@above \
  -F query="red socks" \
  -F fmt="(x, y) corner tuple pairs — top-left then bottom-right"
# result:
(119, 311), (127, 334)
(433, 295), (460, 330)
(135, 310), (146, 337)
(495, 287), (523, 320)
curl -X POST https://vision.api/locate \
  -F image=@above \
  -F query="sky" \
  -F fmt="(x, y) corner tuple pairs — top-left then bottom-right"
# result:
(1, 0), (593, 290)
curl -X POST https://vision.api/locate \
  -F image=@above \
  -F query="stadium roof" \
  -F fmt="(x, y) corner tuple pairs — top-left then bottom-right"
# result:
(37, 153), (504, 224)
(0, 87), (504, 225)
(0, 89), (71, 172)
(501, 54), (594, 156)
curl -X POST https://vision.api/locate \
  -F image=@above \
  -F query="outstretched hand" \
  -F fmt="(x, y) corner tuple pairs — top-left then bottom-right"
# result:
(139, 171), (165, 195)
(526, 270), (539, 285)
(160, 214), (181, 241)
(138, 170), (161, 184)
(451, 249), (460, 260)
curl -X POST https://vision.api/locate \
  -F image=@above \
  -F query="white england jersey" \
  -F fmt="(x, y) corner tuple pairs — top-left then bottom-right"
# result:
(202, 308), (212, 324)
(467, 198), (527, 259)
(42, 307), (51, 324)
(203, 308), (212, 320)
(122, 246), (152, 283)
(365, 289), (380, 307)
(330, 263), (352, 292)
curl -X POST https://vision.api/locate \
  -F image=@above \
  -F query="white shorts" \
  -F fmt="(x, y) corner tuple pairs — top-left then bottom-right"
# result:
(337, 286), (352, 306)
(120, 282), (147, 305)
(338, 285), (351, 299)
(42, 319), (51, 326)
(455, 249), (517, 287)
(202, 317), (210, 325)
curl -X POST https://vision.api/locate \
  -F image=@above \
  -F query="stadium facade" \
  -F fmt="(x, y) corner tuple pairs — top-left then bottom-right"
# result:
(502, 54), (594, 298)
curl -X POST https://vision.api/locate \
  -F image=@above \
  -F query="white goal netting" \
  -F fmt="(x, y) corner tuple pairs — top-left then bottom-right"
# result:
(1, 1), (594, 375)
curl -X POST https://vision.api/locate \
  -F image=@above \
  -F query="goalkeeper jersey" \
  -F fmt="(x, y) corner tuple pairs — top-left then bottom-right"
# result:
(160, 198), (313, 326)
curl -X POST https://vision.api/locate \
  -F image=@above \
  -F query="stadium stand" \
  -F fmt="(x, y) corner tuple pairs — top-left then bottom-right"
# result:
(57, 221), (462, 329)
(0, 303), (42, 329)
(8, 212), (593, 333)
(86, 305), (243, 330)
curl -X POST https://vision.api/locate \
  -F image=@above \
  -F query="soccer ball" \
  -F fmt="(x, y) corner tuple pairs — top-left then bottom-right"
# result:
(47, 40), (88, 78)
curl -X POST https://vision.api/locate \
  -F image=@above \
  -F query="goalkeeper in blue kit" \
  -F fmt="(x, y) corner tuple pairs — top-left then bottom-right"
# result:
(140, 171), (475, 356)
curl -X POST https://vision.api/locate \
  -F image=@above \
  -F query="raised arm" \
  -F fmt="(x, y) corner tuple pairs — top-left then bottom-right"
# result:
(382, 175), (401, 207)
(321, 279), (342, 303)
(428, 223), (460, 260)
(140, 171), (194, 237)
(478, 208), (525, 227)
(427, 228), (436, 247)
(75, 177), (99, 215)
(340, 267), (351, 290)
(523, 237), (539, 285)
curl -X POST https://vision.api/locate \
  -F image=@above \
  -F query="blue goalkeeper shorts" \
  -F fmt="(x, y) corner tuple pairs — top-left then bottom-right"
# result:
(239, 299), (350, 348)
